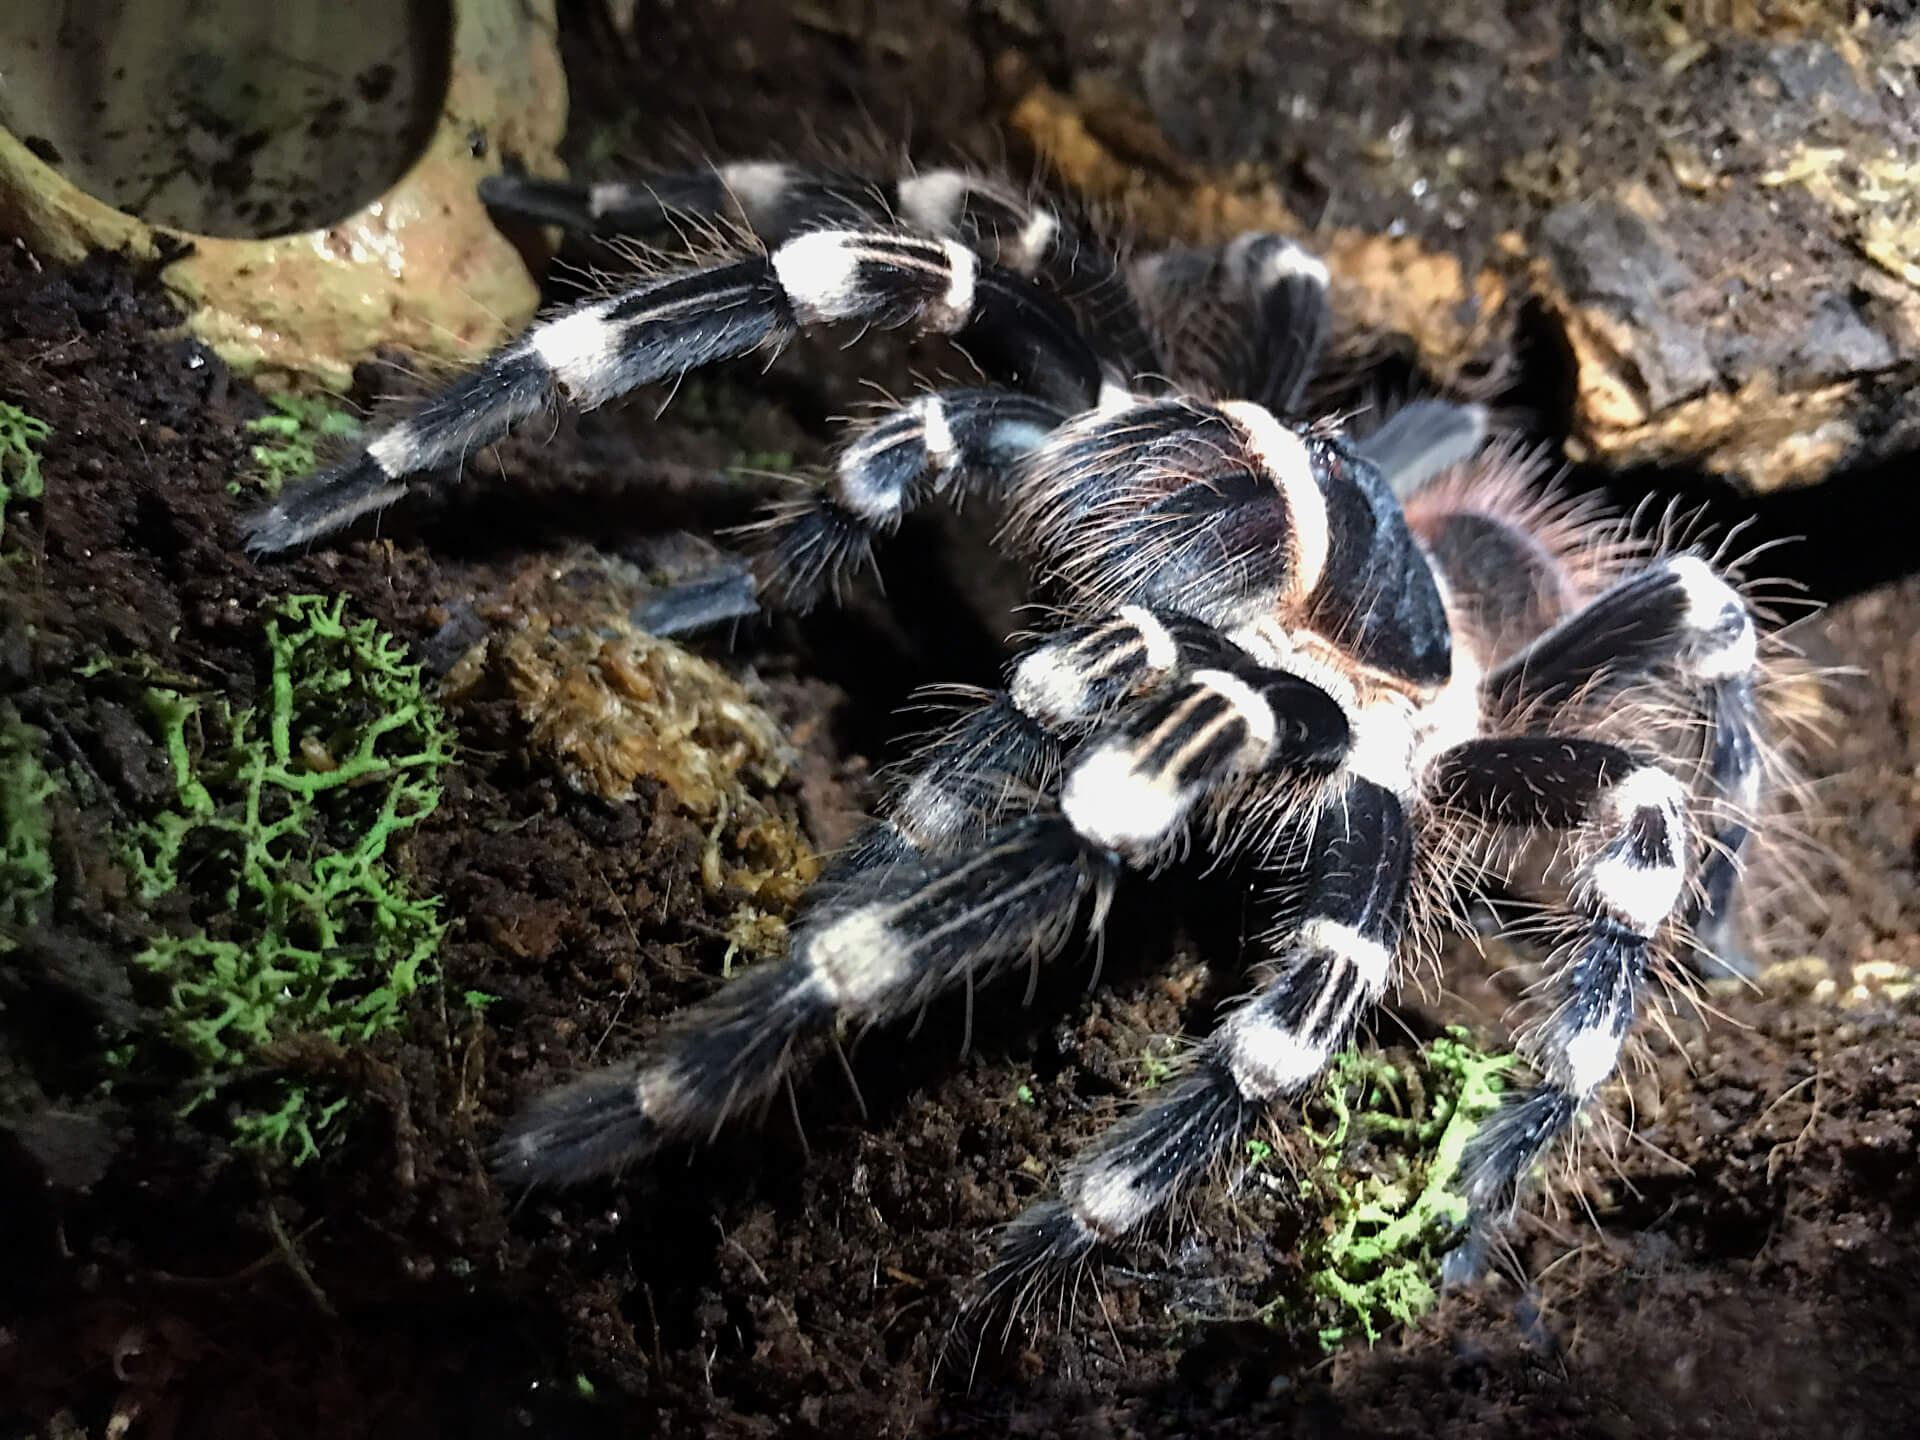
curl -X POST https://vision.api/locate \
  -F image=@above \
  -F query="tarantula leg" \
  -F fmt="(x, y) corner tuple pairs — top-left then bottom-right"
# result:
(493, 816), (1113, 1185)
(244, 227), (1109, 553)
(977, 774), (1411, 1309)
(750, 387), (1065, 608)
(1221, 234), (1332, 417)
(1433, 738), (1692, 1253)
(483, 163), (1164, 380)
(818, 607), (1276, 904)
(885, 170), (1160, 379)
(1485, 554), (1762, 972)
(1354, 399), (1491, 499)
(479, 163), (886, 240)
(1128, 233), (1331, 414)
(496, 658), (1346, 1186)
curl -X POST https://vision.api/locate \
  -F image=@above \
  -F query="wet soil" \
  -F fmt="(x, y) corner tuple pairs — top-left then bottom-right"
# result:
(6, 3), (1920, 1438)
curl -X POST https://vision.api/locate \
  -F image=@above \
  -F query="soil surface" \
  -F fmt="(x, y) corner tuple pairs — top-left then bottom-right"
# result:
(6, 3), (1920, 1438)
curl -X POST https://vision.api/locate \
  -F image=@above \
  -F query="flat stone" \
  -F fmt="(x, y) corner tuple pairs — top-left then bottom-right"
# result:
(1540, 200), (1717, 410)
(1539, 199), (1698, 304)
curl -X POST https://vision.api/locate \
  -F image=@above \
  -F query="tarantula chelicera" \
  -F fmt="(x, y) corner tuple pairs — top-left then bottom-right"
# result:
(246, 161), (1773, 1320)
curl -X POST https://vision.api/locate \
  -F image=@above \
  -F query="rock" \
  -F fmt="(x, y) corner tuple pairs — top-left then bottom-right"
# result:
(1027, 0), (1920, 493)
(1769, 42), (1878, 125)
(1790, 292), (1896, 383)
(0, 0), (569, 389)
(1539, 200), (1718, 412)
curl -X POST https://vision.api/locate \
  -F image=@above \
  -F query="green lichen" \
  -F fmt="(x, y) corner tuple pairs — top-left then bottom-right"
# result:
(1279, 1029), (1514, 1351)
(0, 400), (50, 543)
(243, 393), (362, 496)
(0, 706), (56, 948)
(125, 593), (454, 1163)
(1139, 1036), (1178, 1090)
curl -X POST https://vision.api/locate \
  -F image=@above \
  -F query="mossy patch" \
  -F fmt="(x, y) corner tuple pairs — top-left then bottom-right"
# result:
(124, 593), (454, 1163)
(0, 399), (50, 543)
(442, 550), (817, 960)
(1274, 1029), (1514, 1350)
(243, 392), (363, 496)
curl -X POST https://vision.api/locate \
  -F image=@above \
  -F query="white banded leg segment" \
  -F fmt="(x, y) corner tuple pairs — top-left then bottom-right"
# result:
(480, 160), (1125, 359)
(246, 258), (793, 552)
(248, 226), (1107, 554)
(979, 776), (1412, 1301)
(493, 956), (838, 1184)
(1218, 917), (1394, 1101)
(477, 164), (883, 240)
(809, 691), (1063, 911)
(1007, 608), (1185, 731)
(886, 696), (1063, 857)
(803, 817), (1116, 1028)
(1484, 553), (1763, 972)
(1059, 661), (1351, 863)
(835, 390), (1062, 520)
(1444, 742), (1692, 1224)
(1487, 554), (1758, 717)
(823, 608), (1208, 904)
(753, 388), (1065, 609)
(1664, 556), (1764, 962)
(1580, 762), (1689, 938)
(770, 229), (1109, 412)
(497, 816), (1113, 1188)
(895, 167), (1162, 378)
(814, 688), (1067, 907)
(1060, 669), (1278, 861)
(897, 171), (1153, 373)
(1221, 233), (1333, 417)
(820, 609), (1296, 907)
(894, 169), (1059, 272)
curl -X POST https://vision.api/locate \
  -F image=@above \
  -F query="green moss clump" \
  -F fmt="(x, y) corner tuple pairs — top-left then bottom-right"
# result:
(0, 706), (56, 947)
(244, 393), (362, 496)
(1283, 1029), (1513, 1350)
(0, 400), (50, 542)
(126, 594), (454, 1163)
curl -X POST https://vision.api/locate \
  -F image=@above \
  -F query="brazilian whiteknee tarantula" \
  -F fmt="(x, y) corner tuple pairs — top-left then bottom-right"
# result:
(245, 160), (1770, 1318)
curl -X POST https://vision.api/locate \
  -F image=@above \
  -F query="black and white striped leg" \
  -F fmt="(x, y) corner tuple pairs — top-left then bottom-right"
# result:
(482, 162), (1163, 382)
(1433, 738), (1692, 1256)
(821, 607), (1325, 900)
(811, 693), (1065, 910)
(245, 229), (1107, 553)
(479, 163), (885, 240)
(496, 654), (1346, 1186)
(1126, 233), (1331, 413)
(1485, 554), (1762, 972)
(751, 388), (1065, 608)
(890, 169), (1161, 383)
(815, 606), (1255, 916)
(977, 774), (1412, 1310)
(494, 817), (1114, 1184)
(1221, 234), (1332, 417)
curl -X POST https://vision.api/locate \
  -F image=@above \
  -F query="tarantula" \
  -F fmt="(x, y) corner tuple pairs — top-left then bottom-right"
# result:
(245, 160), (1770, 1322)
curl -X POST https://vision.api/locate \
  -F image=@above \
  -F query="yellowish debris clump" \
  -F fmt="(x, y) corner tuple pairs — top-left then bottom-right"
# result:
(444, 553), (818, 956)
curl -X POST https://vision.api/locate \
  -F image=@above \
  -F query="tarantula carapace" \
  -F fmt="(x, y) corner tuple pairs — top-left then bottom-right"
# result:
(246, 160), (1771, 1321)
